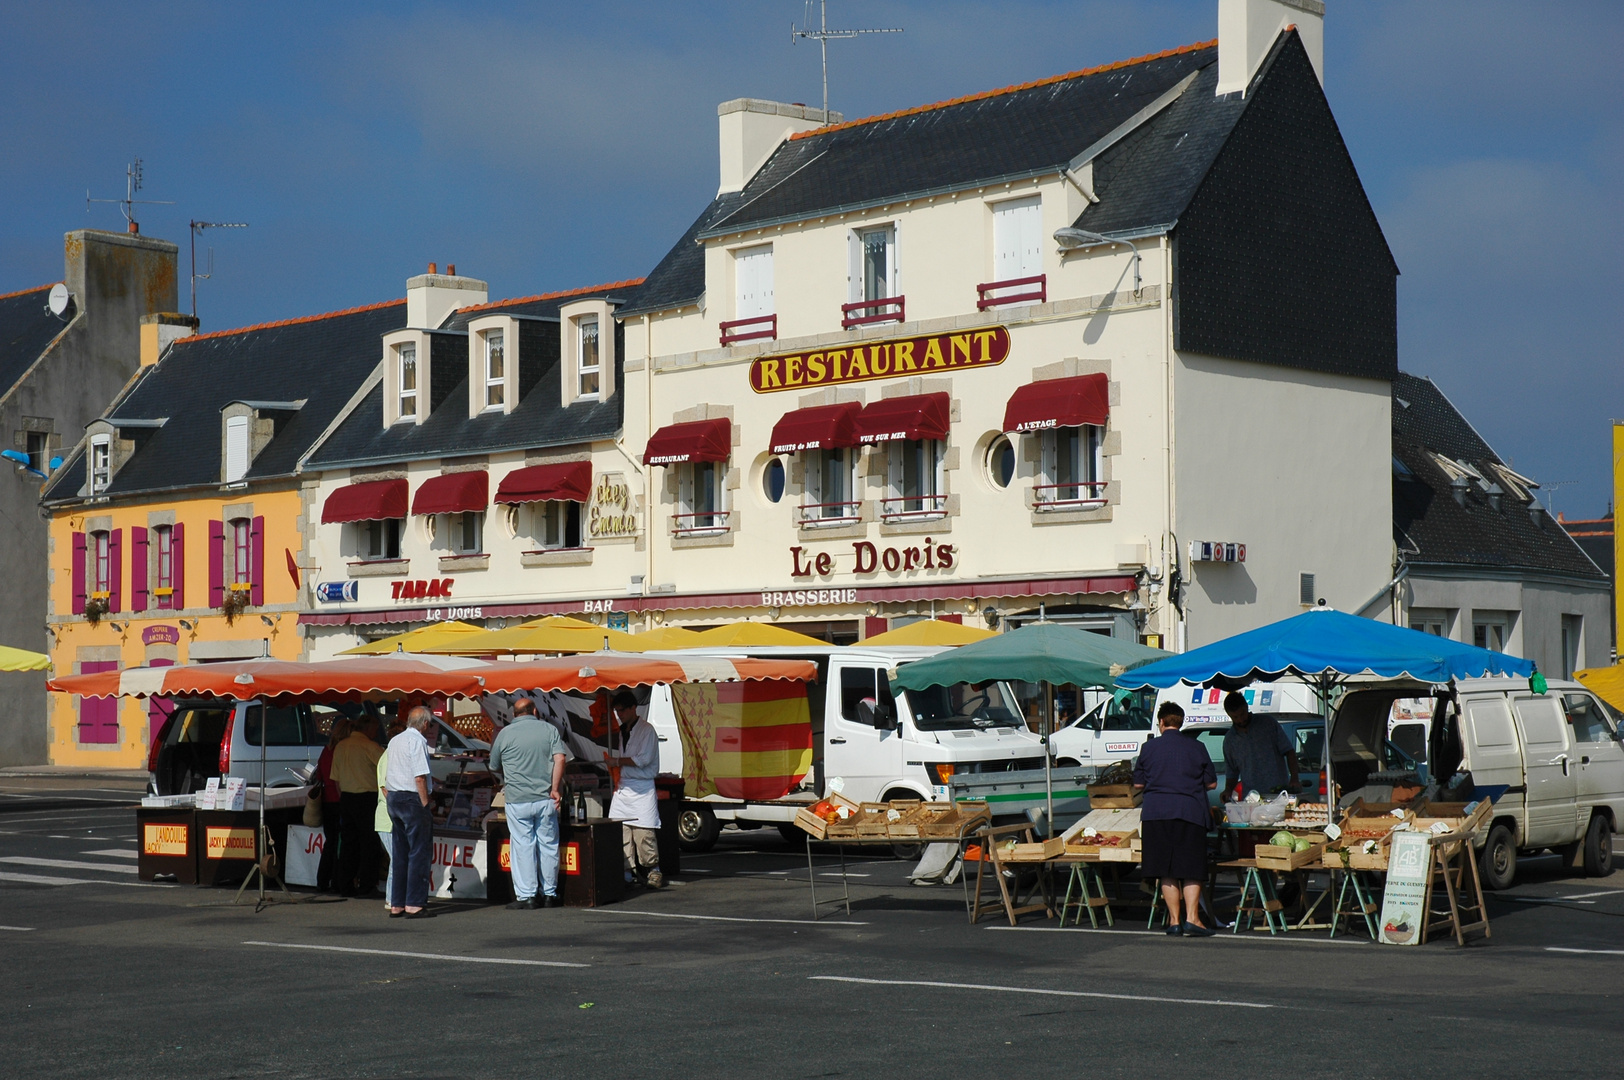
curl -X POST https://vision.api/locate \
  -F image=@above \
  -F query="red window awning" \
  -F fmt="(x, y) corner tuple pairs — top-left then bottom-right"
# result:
(854, 393), (951, 444)
(643, 418), (732, 466)
(321, 478), (408, 524)
(1002, 373), (1109, 433)
(411, 471), (489, 516)
(768, 401), (862, 455)
(495, 461), (593, 505)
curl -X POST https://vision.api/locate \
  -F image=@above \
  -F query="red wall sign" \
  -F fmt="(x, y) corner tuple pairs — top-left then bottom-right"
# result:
(142, 625), (181, 645)
(391, 578), (455, 602)
(790, 541), (956, 579)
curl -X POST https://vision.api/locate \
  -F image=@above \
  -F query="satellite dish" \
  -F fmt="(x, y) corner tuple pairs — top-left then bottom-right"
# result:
(47, 283), (71, 317)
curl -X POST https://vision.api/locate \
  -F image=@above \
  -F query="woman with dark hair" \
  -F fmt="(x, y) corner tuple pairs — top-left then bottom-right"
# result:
(1133, 701), (1218, 937)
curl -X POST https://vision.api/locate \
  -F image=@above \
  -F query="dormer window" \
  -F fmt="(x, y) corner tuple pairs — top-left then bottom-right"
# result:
(89, 435), (111, 493)
(578, 316), (600, 398)
(224, 415), (249, 482)
(482, 329), (505, 409)
(398, 342), (418, 419)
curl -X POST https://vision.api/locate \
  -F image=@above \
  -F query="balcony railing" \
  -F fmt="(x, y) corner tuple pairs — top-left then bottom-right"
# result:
(719, 313), (777, 347)
(671, 510), (731, 537)
(879, 494), (948, 522)
(796, 500), (862, 527)
(841, 296), (905, 330)
(1032, 480), (1108, 510)
(976, 274), (1046, 310)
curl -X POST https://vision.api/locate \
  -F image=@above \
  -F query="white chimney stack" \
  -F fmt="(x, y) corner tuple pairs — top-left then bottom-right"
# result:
(717, 99), (842, 196)
(1217, 0), (1324, 97)
(406, 263), (488, 330)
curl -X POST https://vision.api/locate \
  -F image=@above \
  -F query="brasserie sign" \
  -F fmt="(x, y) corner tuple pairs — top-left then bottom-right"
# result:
(748, 326), (1009, 393)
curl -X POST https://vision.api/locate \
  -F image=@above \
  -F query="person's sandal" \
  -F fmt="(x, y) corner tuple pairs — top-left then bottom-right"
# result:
(1164, 923), (1183, 936)
(389, 909), (405, 918)
(1183, 923), (1218, 937)
(403, 909), (435, 920)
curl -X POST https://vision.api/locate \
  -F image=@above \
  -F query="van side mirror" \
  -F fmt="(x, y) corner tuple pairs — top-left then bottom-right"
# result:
(858, 697), (896, 730)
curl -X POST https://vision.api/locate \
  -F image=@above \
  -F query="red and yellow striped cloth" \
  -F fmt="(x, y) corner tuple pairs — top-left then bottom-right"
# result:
(671, 680), (812, 800)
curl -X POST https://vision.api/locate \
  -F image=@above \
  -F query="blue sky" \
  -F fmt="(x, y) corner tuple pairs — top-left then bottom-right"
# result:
(3, 1), (1620, 516)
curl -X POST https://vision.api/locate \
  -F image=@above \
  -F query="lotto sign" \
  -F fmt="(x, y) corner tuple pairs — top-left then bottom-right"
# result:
(204, 826), (257, 860)
(564, 841), (581, 875)
(142, 823), (189, 856)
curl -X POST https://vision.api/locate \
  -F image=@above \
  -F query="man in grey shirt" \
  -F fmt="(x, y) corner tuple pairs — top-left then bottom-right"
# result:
(1221, 691), (1300, 798)
(489, 698), (567, 909)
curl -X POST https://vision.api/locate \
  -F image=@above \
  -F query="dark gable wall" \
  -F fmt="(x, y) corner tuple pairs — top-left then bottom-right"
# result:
(1173, 33), (1398, 381)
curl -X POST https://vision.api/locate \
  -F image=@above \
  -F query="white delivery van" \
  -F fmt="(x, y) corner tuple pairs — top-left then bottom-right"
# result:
(1333, 677), (1624, 888)
(1048, 688), (1157, 767)
(641, 645), (1046, 850)
(1156, 680), (1324, 727)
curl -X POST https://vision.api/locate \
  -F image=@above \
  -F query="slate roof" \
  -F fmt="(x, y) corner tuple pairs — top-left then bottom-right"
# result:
(307, 281), (641, 470)
(43, 300), (406, 504)
(622, 41), (1224, 317)
(0, 285), (69, 400)
(1392, 372), (1603, 581)
(1561, 517), (1612, 582)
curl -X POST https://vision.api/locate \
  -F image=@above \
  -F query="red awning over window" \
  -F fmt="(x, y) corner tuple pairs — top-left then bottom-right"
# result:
(1002, 373), (1109, 433)
(321, 479), (409, 524)
(411, 471), (489, 516)
(854, 393), (951, 444)
(643, 418), (732, 466)
(768, 401), (862, 455)
(495, 461), (593, 505)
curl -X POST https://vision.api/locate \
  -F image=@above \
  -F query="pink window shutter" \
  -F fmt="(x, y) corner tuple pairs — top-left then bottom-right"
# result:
(131, 527), (149, 613)
(78, 660), (120, 744)
(71, 531), (87, 615)
(250, 516), (265, 606)
(108, 529), (123, 613)
(208, 520), (225, 607)
(171, 522), (185, 610)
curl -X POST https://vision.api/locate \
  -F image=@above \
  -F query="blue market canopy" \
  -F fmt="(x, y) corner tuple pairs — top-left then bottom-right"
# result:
(1115, 608), (1534, 690)
(891, 622), (1169, 691)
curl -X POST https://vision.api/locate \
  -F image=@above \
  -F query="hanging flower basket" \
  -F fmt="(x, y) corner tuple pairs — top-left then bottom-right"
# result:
(84, 594), (110, 627)
(220, 587), (250, 625)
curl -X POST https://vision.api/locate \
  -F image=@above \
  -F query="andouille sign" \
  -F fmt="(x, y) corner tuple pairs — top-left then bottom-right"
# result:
(749, 326), (1009, 393)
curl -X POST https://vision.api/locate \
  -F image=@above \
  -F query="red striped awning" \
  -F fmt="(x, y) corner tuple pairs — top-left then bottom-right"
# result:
(854, 392), (951, 444)
(643, 418), (732, 465)
(321, 478), (408, 524)
(412, 471), (488, 516)
(1002, 373), (1108, 433)
(495, 461), (592, 505)
(768, 401), (861, 455)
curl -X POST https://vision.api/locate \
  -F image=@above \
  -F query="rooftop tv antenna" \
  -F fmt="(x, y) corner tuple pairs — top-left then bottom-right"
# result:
(86, 158), (173, 235)
(189, 220), (250, 319)
(792, 0), (902, 116)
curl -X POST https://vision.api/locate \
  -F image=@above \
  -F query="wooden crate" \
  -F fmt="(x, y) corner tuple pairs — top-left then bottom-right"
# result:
(1410, 799), (1491, 836)
(1322, 843), (1390, 871)
(1001, 836), (1065, 862)
(855, 802), (898, 837)
(793, 792), (862, 840)
(1086, 783), (1142, 809)
(1062, 808), (1142, 841)
(1255, 838), (1328, 871)
(889, 800), (990, 839)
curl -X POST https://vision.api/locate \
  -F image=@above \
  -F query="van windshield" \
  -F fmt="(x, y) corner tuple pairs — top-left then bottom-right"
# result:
(903, 682), (1023, 731)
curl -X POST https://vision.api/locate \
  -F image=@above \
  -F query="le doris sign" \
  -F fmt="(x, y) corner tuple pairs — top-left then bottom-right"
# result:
(749, 326), (1009, 393)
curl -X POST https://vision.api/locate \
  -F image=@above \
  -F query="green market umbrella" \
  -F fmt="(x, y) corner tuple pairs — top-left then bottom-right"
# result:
(892, 623), (1169, 833)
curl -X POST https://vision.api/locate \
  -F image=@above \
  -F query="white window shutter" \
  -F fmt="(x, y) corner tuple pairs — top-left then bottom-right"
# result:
(848, 232), (862, 303)
(678, 464), (694, 516)
(886, 225), (899, 297)
(1040, 431), (1056, 487)
(994, 197), (1041, 280)
(887, 443), (903, 498)
(225, 415), (249, 482)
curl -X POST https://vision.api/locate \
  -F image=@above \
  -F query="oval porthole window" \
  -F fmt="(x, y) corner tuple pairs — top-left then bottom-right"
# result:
(986, 435), (1015, 490)
(763, 457), (786, 503)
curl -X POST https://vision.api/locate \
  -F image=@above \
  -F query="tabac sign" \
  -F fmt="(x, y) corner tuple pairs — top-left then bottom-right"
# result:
(749, 326), (1009, 393)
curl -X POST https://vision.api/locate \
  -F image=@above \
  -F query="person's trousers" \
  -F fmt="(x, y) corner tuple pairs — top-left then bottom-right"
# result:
(623, 825), (659, 876)
(506, 799), (560, 900)
(316, 802), (341, 890)
(336, 791), (380, 896)
(387, 791), (433, 910)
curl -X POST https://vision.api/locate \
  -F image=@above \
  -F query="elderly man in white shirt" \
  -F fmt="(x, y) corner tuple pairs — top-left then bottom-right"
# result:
(607, 690), (664, 889)
(385, 706), (436, 919)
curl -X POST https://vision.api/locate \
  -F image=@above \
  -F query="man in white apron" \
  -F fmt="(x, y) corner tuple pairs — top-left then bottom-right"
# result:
(607, 690), (663, 888)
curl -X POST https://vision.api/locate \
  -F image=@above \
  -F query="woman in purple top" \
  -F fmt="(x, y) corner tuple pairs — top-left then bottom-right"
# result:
(1132, 701), (1218, 937)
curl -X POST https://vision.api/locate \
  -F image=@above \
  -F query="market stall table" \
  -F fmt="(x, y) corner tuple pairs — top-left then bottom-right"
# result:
(797, 796), (990, 920)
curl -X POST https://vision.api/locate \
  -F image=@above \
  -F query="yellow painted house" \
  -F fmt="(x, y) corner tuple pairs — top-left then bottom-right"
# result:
(42, 301), (405, 768)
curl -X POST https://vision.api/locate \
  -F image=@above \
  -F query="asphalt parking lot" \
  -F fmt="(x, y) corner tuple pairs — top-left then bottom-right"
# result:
(3, 778), (1622, 1080)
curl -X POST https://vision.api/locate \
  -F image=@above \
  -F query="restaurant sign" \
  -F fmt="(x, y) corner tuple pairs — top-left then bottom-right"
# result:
(749, 326), (1009, 393)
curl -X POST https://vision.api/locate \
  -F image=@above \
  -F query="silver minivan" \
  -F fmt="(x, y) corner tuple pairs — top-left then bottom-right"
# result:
(1335, 677), (1624, 888)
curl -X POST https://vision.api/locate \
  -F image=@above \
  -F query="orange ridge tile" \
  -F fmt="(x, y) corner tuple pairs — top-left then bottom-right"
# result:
(789, 39), (1217, 142)
(455, 277), (646, 315)
(0, 283), (53, 302)
(186, 298), (407, 343)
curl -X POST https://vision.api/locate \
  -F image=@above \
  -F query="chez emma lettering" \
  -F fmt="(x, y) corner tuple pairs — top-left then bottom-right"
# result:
(589, 474), (638, 538)
(790, 540), (955, 579)
(749, 326), (1009, 393)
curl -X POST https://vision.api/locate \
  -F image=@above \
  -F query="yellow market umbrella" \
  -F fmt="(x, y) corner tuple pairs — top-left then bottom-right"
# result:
(631, 626), (707, 650)
(0, 645), (50, 672)
(424, 619), (644, 655)
(861, 619), (995, 647)
(1576, 666), (1624, 712)
(689, 622), (826, 647)
(518, 615), (603, 631)
(340, 620), (486, 655)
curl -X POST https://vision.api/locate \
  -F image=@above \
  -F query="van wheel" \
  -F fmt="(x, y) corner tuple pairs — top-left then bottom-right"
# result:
(677, 806), (721, 853)
(1583, 814), (1614, 877)
(1056, 759), (1082, 769)
(1479, 824), (1517, 890)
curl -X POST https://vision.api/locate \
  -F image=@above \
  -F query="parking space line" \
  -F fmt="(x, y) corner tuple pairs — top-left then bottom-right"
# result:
(0, 925), (36, 931)
(586, 909), (868, 926)
(1547, 947), (1624, 957)
(242, 941), (588, 967)
(81, 850), (139, 860)
(0, 857), (139, 875)
(809, 975), (1274, 1009)
(0, 870), (171, 888)
(1554, 889), (1624, 901)
(986, 926), (1369, 946)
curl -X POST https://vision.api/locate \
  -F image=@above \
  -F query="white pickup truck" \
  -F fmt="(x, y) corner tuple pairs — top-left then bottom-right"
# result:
(642, 645), (1048, 850)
